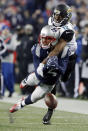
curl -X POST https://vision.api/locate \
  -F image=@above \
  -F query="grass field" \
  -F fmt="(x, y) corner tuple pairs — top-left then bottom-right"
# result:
(0, 102), (88, 131)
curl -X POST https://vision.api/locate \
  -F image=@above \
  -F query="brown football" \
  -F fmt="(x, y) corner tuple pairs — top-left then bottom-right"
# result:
(44, 93), (58, 109)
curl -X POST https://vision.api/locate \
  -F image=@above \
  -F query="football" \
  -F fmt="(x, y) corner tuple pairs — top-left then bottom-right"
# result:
(44, 93), (58, 109)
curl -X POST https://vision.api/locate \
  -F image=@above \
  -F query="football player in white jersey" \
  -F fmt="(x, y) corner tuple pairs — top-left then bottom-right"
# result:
(42, 3), (77, 124)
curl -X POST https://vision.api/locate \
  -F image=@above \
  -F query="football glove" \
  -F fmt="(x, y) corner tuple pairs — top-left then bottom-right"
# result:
(37, 63), (44, 77)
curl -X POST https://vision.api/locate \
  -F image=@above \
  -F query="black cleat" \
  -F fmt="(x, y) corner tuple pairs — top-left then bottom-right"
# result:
(42, 109), (53, 125)
(8, 92), (13, 97)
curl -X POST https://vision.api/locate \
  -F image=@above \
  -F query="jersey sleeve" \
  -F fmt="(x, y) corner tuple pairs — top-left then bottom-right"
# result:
(60, 29), (74, 42)
(31, 44), (41, 70)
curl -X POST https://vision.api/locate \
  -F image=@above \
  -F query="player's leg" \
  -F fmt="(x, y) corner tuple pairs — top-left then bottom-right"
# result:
(20, 72), (40, 89)
(42, 85), (56, 124)
(10, 83), (54, 113)
(5, 63), (15, 97)
(9, 72), (40, 113)
(42, 54), (76, 124)
(61, 53), (76, 82)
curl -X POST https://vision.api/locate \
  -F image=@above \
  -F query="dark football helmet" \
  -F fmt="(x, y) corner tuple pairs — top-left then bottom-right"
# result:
(53, 3), (72, 26)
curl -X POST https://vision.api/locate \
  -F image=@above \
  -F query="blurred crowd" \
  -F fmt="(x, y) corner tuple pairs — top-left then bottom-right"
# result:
(0, 0), (88, 99)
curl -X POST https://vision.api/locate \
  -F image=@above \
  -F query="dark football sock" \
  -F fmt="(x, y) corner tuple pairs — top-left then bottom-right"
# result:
(25, 94), (33, 105)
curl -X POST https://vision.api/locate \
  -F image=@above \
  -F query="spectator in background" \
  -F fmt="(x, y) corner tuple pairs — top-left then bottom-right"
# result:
(29, 9), (46, 40)
(77, 1), (88, 30)
(16, 25), (35, 85)
(35, 0), (47, 11)
(23, 9), (31, 25)
(26, 0), (36, 14)
(66, 0), (76, 6)
(15, 25), (27, 83)
(20, 24), (36, 95)
(1, 25), (18, 97)
(0, 11), (11, 28)
(78, 24), (88, 98)
(70, 6), (77, 26)
(4, 5), (24, 31)
(81, 24), (88, 61)
(24, 24), (36, 72)
(45, 0), (59, 10)
(74, 26), (83, 98)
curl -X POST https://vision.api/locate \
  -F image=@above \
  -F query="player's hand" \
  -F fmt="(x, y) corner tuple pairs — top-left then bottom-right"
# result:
(37, 63), (44, 77)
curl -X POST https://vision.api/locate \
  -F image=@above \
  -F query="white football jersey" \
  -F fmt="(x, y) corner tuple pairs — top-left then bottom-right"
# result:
(48, 17), (77, 56)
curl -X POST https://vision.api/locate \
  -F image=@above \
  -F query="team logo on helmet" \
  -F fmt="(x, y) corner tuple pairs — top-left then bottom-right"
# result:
(67, 8), (72, 13)
(54, 9), (60, 15)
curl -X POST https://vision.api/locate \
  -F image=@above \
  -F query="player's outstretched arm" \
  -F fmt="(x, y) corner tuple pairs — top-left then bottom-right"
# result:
(42, 39), (67, 64)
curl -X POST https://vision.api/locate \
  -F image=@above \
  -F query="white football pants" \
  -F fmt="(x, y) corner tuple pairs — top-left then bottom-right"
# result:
(21, 72), (54, 103)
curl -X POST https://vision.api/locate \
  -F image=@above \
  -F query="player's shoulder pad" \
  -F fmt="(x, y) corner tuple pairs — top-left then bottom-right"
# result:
(61, 30), (74, 42)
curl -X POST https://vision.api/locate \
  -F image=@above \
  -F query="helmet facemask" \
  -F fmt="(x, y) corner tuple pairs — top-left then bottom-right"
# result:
(39, 35), (56, 49)
(53, 9), (62, 23)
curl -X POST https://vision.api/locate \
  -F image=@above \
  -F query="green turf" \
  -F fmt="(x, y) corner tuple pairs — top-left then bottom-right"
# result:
(15, 84), (20, 94)
(0, 102), (88, 131)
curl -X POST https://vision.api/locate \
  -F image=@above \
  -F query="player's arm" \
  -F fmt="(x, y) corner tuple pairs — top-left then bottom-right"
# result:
(42, 29), (74, 64)
(37, 29), (74, 76)
(42, 39), (66, 64)
(37, 40), (66, 77)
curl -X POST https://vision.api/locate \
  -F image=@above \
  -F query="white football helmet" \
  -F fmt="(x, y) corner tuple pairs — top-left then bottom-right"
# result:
(39, 25), (59, 49)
